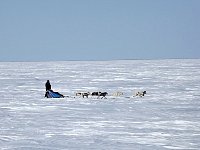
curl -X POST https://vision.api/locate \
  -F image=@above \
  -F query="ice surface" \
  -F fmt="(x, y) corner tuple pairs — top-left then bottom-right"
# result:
(0, 59), (200, 149)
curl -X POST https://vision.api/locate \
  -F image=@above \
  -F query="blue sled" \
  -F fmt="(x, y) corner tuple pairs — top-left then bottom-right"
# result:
(45, 90), (64, 98)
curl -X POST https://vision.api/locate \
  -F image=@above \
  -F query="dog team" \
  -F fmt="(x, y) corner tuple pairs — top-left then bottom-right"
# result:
(45, 80), (146, 99)
(75, 92), (108, 99)
(75, 91), (146, 99)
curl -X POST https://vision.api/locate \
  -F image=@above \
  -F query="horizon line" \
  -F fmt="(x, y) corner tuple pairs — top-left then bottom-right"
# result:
(0, 57), (199, 63)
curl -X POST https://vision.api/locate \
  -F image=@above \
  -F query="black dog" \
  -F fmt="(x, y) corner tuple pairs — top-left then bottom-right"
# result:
(91, 92), (100, 96)
(91, 92), (108, 99)
(135, 91), (146, 97)
(98, 92), (108, 99)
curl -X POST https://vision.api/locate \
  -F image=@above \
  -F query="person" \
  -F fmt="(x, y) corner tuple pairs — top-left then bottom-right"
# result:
(44, 80), (64, 98)
(45, 80), (51, 91)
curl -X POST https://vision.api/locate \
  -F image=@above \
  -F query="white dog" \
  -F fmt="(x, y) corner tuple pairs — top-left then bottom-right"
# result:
(75, 92), (90, 98)
(112, 91), (123, 97)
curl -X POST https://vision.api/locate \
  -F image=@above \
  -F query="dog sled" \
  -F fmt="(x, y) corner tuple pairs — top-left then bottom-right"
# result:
(45, 90), (64, 98)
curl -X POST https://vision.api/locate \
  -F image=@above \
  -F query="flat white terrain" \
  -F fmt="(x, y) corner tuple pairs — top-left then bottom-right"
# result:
(0, 59), (200, 150)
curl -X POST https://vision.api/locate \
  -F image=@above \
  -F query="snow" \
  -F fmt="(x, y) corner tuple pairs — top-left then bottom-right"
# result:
(0, 59), (200, 149)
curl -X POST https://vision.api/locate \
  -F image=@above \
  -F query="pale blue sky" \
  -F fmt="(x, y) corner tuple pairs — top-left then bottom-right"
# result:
(0, 0), (200, 61)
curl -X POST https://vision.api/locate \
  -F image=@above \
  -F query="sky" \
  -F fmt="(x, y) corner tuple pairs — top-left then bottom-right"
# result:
(0, 0), (200, 61)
